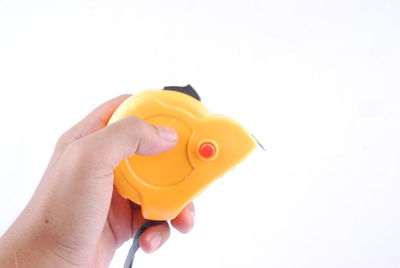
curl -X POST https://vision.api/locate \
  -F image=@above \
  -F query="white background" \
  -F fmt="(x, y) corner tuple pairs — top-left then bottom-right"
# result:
(1, 0), (400, 267)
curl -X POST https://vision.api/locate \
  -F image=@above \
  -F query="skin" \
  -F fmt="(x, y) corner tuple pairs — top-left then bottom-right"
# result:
(0, 95), (195, 267)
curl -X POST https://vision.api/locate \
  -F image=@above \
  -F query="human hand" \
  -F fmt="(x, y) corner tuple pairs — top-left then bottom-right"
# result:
(0, 95), (195, 267)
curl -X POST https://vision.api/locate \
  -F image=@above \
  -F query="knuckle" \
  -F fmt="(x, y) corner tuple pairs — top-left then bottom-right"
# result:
(55, 128), (81, 151)
(55, 131), (70, 148)
(126, 115), (144, 128)
(125, 116), (149, 134)
(61, 139), (113, 178)
(64, 140), (91, 166)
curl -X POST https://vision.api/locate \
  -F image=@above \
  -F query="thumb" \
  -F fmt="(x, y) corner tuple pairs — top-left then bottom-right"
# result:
(68, 116), (178, 173)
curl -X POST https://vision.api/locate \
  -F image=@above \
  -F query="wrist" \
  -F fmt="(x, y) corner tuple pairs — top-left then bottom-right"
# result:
(0, 242), (15, 267)
(0, 222), (87, 268)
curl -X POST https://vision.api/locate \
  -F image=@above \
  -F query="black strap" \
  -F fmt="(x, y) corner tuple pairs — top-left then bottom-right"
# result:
(163, 84), (201, 102)
(123, 220), (166, 268)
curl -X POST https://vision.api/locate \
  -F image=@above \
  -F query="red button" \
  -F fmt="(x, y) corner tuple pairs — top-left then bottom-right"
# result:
(199, 142), (216, 159)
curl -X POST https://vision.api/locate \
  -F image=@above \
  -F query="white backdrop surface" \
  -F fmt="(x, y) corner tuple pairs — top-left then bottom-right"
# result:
(0, 1), (399, 267)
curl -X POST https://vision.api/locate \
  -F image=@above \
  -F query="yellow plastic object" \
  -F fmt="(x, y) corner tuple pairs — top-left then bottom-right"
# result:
(107, 89), (257, 220)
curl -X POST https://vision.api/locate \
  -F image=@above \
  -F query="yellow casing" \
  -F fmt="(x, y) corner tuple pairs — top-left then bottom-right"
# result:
(107, 89), (257, 220)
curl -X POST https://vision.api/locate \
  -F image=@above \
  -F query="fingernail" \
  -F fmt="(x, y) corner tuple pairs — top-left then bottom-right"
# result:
(149, 233), (162, 251)
(157, 126), (178, 142)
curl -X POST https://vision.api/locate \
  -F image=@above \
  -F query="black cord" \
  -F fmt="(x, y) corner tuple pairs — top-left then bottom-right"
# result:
(123, 220), (165, 268)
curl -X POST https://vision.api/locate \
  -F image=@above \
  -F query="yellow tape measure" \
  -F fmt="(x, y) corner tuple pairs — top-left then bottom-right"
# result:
(108, 86), (257, 220)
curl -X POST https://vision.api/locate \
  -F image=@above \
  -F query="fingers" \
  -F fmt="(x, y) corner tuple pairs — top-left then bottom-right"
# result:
(139, 222), (170, 253)
(131, 202), (146, 237)
(48, 94), (131, 169)
(67, 116), (178, 175)
(130, 203), (168, 254)
(137, 202), (195, 254)
(107, 188), (136, 247)
(171, 202), (195, 233)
